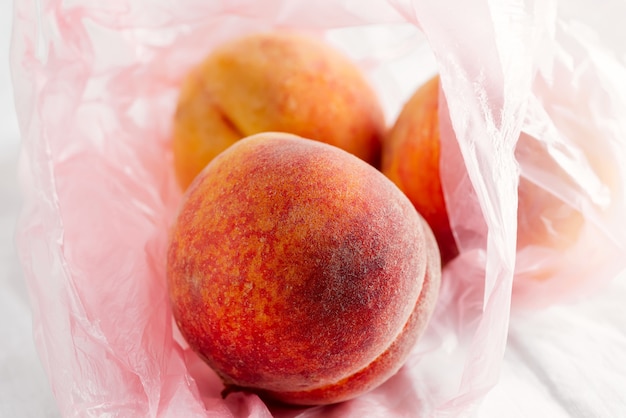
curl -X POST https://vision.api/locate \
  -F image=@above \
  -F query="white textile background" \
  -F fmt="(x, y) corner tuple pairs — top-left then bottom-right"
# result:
(1, 1), (625, 417)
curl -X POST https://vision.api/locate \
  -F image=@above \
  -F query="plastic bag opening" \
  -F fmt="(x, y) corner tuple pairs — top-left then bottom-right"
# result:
(10, 0), (626, 417)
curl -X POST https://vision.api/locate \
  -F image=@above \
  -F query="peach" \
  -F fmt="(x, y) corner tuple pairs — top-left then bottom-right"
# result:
(172, 31), (385, 190)
(381, 76), (458, 263)
(166, 133), (441, 405)
(514, 134), (585, 253)
(382, 76), (584, 268)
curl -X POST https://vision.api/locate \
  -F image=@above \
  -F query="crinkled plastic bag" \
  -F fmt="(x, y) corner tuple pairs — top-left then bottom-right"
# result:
(10, 0), (626, 417)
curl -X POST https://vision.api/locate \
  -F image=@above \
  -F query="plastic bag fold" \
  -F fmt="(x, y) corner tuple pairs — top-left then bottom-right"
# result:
(11, 0), (626, 416)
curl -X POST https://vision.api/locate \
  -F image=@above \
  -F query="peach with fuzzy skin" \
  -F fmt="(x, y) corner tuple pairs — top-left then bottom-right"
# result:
(172, 32), (385, 190)
(382, 76), (458, 264)
(257, 225), (441, 405)
(167, 133), (441, 405)
(382, 76), (584, 267)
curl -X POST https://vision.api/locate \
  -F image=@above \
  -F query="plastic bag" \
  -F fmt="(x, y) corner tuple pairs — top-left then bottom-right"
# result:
(10, 0), (626, 417)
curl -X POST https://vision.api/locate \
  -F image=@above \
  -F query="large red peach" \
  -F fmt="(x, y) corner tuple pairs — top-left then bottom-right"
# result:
(382, 76), (584, 268)
(172, 32), (385, 190)
(166, 132), (441, 405)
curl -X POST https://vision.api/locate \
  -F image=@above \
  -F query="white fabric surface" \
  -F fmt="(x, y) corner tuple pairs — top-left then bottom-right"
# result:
(481, 274), (626, 418)
(1, 1), (625, 417)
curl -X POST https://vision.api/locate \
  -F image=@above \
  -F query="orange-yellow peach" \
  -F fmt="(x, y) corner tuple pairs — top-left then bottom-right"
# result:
(166, 132), (441, 405)
(381, 76), (458, 263)
(382, 76), (584, 267)
(514, 131), (585, 254)
(172, 32), (385, 190)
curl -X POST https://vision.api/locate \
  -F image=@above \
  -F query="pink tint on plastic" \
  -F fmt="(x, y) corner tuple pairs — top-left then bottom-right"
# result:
(10, 0), (626, 417)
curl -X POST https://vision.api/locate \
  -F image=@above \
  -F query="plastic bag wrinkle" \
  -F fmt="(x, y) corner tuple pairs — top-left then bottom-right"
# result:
(11, 0), (626, 416)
